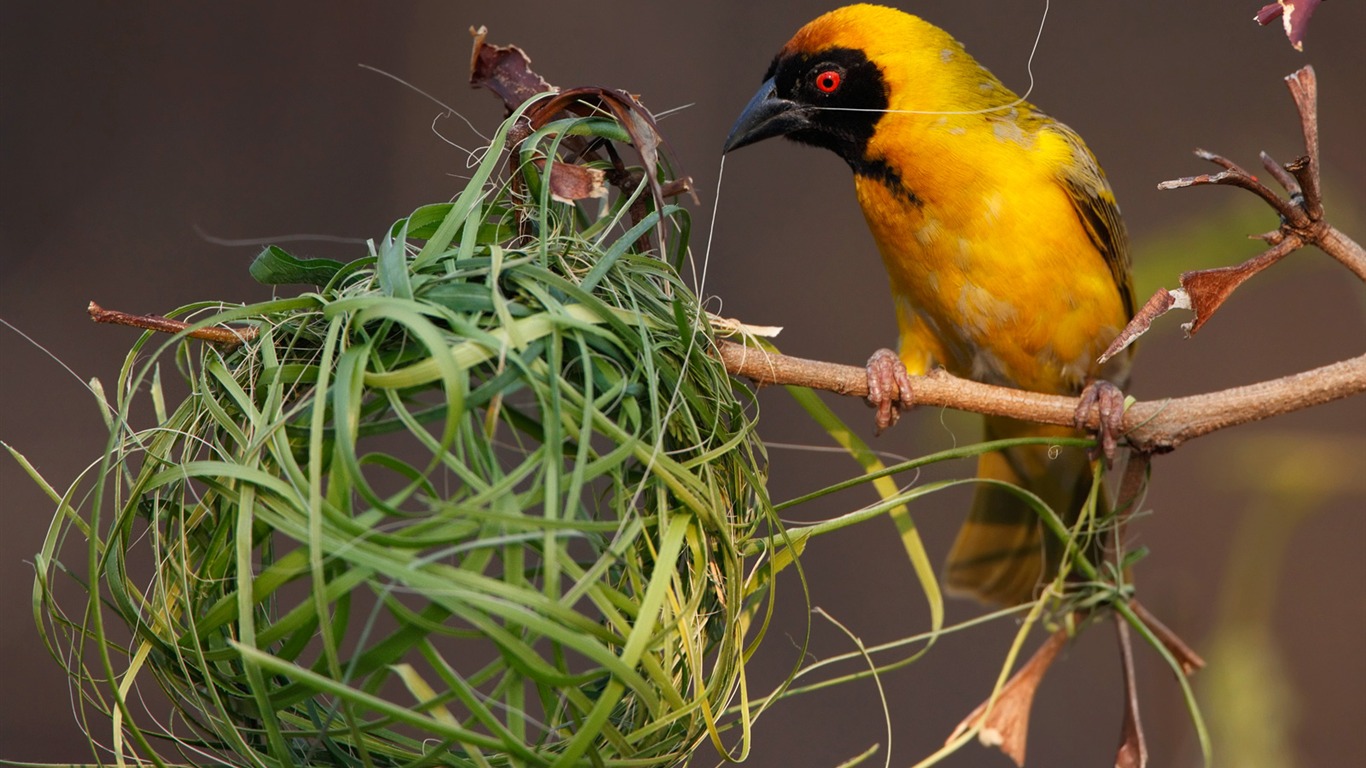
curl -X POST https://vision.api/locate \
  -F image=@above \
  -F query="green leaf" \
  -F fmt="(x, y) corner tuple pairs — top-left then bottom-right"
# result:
(377, 220), (413, 299)
(248, 245), (345, 285)
(402, 202), (515, 244)
(399, 203), (456, 240)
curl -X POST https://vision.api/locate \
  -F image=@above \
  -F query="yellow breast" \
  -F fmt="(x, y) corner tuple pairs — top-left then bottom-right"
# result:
(854, 116), (1128, 395)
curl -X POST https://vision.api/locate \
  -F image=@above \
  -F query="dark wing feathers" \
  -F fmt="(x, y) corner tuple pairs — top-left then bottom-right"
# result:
(1049, 122), (1136, 320)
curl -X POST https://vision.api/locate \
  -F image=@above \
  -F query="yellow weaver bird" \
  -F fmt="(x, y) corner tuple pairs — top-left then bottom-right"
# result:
(724, 4), (1135, 605)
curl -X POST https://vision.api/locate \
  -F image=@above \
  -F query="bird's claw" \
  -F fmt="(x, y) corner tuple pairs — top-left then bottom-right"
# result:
(1075, 379), (1127, 463)
(865, 348), (915, 434)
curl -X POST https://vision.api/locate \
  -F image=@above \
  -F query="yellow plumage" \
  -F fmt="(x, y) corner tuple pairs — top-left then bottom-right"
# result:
(726, 4), (1135, 604)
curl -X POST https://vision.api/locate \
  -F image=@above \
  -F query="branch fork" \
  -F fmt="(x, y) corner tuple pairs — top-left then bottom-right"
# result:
(1104, 66), (1366, 360)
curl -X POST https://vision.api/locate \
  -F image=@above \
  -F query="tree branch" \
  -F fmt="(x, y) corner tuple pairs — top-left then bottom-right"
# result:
(1318, 223), (1366, 282)
(1102, 65), (1366, 361)
(715, 340), (1366, 453)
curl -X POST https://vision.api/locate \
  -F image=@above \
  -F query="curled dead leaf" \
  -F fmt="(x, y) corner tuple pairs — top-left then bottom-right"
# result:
(526, 87), (680, 205)
(1101, 230), (1301, 356)
(1254, 0), (1322, 51)
(1099, 288), (1179, 364)
(469, 26), (556, 111)
(538, 159), (606, 203)
(1178, 236), (1298, 335)
(1114, 618), (1148, 768)
(948, 631), (1068, 767)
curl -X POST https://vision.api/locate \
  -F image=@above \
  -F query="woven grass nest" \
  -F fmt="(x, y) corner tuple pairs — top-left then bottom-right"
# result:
(35, 91), (774, 767)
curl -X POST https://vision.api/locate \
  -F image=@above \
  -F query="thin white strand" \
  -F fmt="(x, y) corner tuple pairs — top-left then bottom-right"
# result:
(653, 102), (696, 121)
(430, 113), (485, 163)
(694, 154), (728, 296)
(0, 317), (111, 411)
(357, 62), (492, 142)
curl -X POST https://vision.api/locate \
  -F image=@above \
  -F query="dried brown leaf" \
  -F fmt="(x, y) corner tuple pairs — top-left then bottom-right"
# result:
(1114, 619), (1149, 768)
(1255, 3), (1283, 25)
(468, 26), (556, 112)
(1099, 288), (1179, 364)
(1253, 0), (1323, 51)
(948, 631), (1067, 767)
(1132, 601), (1206, 677)
(467, 28), (698, 257)
(529, 88), (669, 195)
(538, 159), (607, 203)
(1180, 267), (1258, 335)
(659, 177), (695, 198)
(1179, 237), (1297, 334)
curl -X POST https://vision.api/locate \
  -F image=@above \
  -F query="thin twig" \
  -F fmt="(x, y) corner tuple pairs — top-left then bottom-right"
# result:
(88, 302), (257, 345)
(1284, 66), (1323, 220)
(1157, 149), (1298, 222)
(1258, 151), (1301, 198)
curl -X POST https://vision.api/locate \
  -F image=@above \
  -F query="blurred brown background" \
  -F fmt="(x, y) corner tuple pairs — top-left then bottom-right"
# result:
(2, 1), (1363, 765)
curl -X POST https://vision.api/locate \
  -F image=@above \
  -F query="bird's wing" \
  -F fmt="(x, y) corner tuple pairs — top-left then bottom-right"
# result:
(1049, 122), (1136, 321)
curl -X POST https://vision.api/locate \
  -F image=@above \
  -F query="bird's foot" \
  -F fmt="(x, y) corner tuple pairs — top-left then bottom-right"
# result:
(865, 348), (915, 434)
(1075, 378), (1127, 463)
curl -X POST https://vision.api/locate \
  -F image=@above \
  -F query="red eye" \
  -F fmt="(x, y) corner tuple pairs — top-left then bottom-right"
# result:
(815, 70), (842, 93)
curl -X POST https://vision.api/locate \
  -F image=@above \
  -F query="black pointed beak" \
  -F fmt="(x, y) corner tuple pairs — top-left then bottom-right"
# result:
(722, 78), (811, 153)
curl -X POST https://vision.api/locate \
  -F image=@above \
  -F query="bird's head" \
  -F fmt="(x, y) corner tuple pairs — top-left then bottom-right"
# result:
(723, 4), (988, 166)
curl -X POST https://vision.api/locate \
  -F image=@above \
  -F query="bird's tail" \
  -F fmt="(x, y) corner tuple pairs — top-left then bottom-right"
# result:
(943, 415), (1099, 605)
